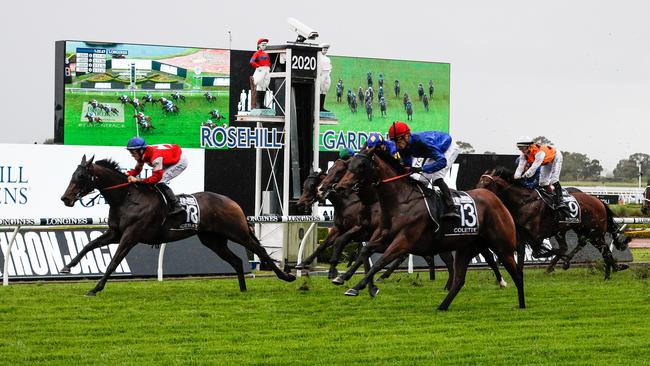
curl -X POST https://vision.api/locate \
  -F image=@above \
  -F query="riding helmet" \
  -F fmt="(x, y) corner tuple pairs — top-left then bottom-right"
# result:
(516, 136), (534, 147)
(126, 136), (147, 150)
(388, 121), (411, 140)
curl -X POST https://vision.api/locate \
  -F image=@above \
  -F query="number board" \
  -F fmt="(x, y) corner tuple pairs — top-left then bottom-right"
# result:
(290, 48), (318, 79)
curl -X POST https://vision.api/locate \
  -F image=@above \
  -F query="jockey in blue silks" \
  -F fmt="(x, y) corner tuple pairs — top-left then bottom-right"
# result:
(388, 121), (461, 219)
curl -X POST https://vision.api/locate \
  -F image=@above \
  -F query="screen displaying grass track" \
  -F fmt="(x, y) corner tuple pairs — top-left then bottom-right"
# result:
(62, 41), (230, 147)
(321, 55), (450, 150)
(64, 90), (229, 147)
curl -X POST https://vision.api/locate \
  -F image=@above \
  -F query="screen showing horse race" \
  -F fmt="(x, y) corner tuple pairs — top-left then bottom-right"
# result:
(54, 40), (230, 147)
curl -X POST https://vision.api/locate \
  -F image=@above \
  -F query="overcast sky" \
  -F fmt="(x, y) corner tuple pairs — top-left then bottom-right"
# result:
(1, 0), (648, 173)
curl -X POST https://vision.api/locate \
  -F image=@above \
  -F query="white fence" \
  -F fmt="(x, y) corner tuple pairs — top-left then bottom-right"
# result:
(0, 216), (330, 286)
(2, 215), (647, 286)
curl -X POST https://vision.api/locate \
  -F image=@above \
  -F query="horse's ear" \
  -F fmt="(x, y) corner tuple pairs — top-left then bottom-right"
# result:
(81, 155), (87, 164)
(87, 155), (95, 165)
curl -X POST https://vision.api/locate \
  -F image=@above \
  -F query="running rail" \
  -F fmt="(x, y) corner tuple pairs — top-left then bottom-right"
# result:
(0, 216), (335, 285)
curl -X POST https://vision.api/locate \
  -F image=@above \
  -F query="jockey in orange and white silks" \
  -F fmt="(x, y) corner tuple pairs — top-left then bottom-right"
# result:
(514, 136), (566, 209)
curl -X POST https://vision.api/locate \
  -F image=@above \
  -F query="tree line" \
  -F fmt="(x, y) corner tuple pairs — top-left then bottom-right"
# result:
(456, 136), (649, 182)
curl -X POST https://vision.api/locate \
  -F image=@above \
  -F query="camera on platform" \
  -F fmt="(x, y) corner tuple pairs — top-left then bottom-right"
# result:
(287, 17), (319, 42)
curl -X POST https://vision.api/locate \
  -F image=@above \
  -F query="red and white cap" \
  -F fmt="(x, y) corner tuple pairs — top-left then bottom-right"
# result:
(257, 38), (269, 46)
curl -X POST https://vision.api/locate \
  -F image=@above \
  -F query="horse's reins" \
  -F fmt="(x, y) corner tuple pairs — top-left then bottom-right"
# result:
(104, 182), (131, 191)
(480, 174), (540, 207)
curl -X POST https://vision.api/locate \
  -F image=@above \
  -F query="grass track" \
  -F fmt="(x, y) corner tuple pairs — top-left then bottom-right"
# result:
(1, 268), (649, 365)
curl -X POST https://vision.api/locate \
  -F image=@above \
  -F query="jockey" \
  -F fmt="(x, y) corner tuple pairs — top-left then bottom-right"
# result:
(338, 146), (356, 160)
(250, 37), (271, 109)
(514, 136), (566, 210)
(125, 137), (187, 215)
(388, 121), (461, 219)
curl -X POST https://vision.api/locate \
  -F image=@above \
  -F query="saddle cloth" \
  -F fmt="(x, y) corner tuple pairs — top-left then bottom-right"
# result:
(417, 185), (480, 237)
(534, 188), (581, 224)
(172, 194), (200, 230)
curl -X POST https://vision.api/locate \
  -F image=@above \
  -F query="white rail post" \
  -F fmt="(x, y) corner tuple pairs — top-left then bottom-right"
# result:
(295, 222), (317, 278)
(3, 226), (21, 286)
(157, 243), (167, 282)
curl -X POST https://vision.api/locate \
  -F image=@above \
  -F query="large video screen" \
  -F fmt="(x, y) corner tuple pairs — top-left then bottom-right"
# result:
(55, 41), (230, 147)
(320, 55), (450, 151)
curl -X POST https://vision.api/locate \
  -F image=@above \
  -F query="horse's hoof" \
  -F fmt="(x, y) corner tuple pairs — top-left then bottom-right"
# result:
(294, 264), (304, 270)
(60, 267), (70, 274)
(285, 274), (296, 282)
(562, 263), (571, 271)
(327, 270), (339, 279)
(615, 264), (629, 272)
(344, 288), (359, 296)
(85, 291), (96, 297)
(369, 286), (380, 298)
(375, 276), (386, 283)
(331, 276), (345, 285)
(545, 267), (555, 274)
(498, 279), (508, 288)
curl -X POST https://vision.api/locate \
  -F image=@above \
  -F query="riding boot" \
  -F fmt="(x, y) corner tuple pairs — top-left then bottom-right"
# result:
(157, 183), (183, 215)
(434, 178), (460, 219)
(320, 94), (329, 112)
(553, 182), (567, 210)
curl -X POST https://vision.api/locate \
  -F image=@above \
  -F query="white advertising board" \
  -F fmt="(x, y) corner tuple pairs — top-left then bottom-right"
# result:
(0, 144), (205, 220)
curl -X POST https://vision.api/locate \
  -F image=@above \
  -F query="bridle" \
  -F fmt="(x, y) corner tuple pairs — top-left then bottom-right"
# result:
(74, 164), (130, 200)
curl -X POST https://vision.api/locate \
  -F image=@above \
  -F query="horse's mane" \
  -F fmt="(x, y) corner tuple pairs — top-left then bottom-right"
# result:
(491, 166), (517, 183)
(95, 159), (123, 174)
(373, 148), (406, 174)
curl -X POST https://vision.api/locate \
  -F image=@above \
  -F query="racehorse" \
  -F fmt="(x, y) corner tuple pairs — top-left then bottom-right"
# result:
(358, 88), (364, 107)
(336, 81), (343, 103)
(402, 93), (409, 110)
(641, 184), (650, 215)
(209, 109), (225, 121)
(422, 94), (430, 112)
(296, 159), (507, 288)
(428, 80), (434, 99)
(417, 83), (425, 101)
(334, 148), (523, 310)
(202, 120), (218, 129)
(171, 93), (186, 102)
(365, 99), (373, 121)
(88, 99), (99, 108)
(405, 100), (413, 120)
(142, 94), (155, 105)
(204, 92), (217, 102)
(349, 96), (358, 114)
(84, 114), (102, 125)
(60, 156), (296, 296)
(477, 168), (629, 279)
(110, 107), (120, 115)
(134, 114), (155, 131)
(118, 95), (130, 104)
(394, 80), (401, 98)
(367, 71), (373, 87)
(379, 97), (387, 117)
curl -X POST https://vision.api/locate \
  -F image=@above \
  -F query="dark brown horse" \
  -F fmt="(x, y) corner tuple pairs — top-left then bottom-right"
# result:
(60, 156), (295, 296)
(477, 168), (629, 279)
(335, 148), (524, 310)
(294, 161), (446, 286)
(299, 158), (508, 289)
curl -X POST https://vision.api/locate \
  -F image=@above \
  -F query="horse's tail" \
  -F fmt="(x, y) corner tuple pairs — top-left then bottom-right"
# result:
(603, 202), (630, 248)
(603, 203), (620, 234)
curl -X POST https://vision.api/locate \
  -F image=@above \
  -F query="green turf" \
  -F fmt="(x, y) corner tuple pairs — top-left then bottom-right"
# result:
(321, 56), (450, 149)
(1, 268), (649, 365)
(63, 90), (229, 148)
